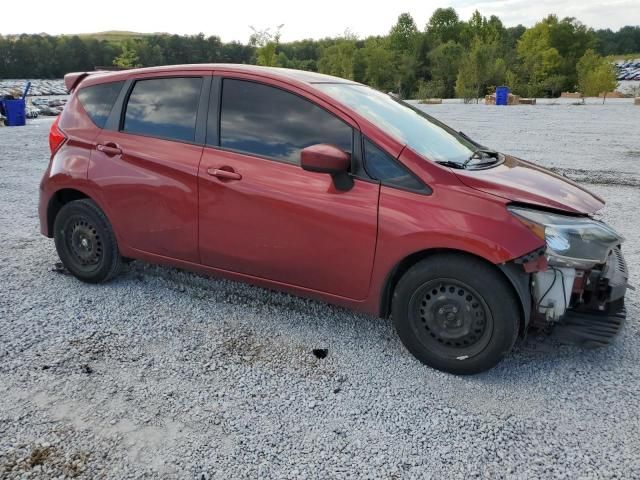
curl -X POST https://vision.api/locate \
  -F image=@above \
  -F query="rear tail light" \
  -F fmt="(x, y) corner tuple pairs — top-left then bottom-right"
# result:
(49, 115), (67, 157)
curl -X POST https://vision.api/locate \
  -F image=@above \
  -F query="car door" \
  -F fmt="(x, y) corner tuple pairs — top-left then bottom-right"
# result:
(89, 73), (210, 263)
(198, 76), (379, 300)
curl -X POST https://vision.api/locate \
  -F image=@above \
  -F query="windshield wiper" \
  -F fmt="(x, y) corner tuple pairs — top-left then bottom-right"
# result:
(436, 160), (466, 169)
(436, 149), (501, 170)
(463, 149), (500, 167)
(458, 130), (483, 148)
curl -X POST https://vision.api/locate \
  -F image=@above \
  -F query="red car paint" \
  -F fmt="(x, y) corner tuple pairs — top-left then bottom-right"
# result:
(40, 64), (601, 317)
(452, 155), (604, 214)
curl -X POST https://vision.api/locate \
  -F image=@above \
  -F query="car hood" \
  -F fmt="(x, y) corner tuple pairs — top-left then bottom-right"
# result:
(451, 155), (605, 215)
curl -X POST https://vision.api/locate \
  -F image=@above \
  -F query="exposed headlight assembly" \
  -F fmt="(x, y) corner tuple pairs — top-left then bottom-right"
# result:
(508, 206), (624, 268)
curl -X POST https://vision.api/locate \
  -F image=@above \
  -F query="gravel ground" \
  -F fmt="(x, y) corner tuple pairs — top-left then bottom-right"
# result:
(1, 104), (639, 479)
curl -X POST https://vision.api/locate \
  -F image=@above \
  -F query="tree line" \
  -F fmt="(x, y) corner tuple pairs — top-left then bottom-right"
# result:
(1, 9), (638, 100)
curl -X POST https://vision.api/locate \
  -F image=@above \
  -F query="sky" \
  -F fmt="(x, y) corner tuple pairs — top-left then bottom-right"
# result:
(4, 0), (639, 41)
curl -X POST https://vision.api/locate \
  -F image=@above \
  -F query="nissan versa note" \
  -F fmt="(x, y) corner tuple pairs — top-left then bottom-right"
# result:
(39, 64), (629, 374)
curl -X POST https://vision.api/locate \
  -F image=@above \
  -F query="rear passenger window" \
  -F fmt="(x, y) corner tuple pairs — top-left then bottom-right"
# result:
(123, 77), (202, 142)
(364, 139), (426, 192)
(77, 81), (124, 128)
(219, 79), (352, 163)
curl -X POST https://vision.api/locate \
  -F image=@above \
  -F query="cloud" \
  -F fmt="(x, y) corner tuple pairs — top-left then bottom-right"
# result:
(5, 0), (639, 40)
(453, 0), (640, 29)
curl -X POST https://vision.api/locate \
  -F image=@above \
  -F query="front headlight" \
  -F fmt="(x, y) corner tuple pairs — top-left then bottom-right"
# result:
(508, 206), (623, 267)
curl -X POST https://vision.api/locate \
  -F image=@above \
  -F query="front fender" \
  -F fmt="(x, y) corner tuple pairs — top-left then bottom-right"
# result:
(365, 183), (543, 316)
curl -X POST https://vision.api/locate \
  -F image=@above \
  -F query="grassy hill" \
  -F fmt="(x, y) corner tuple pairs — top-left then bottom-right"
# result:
(76, 31), (166, 42)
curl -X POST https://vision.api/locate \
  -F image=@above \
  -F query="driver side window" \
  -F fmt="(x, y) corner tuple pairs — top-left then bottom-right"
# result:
(218, 79), (353, 165)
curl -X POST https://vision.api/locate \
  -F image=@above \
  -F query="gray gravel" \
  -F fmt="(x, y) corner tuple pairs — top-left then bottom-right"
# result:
(1, 104), (639, 479)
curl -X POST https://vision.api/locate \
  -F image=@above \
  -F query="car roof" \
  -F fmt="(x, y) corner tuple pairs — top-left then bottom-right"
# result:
(68, 63), (407, 164)
(214, 64), (359, 84)
(76, 64), (360, 89)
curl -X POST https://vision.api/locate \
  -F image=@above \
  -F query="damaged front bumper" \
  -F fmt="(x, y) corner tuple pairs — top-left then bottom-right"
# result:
(530, 247), (629, 346)
(552, 301), (626, 347)
(507, 205), (630, 346)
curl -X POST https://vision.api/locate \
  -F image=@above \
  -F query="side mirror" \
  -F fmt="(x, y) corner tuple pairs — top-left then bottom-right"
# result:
(300, 144), (353, 191)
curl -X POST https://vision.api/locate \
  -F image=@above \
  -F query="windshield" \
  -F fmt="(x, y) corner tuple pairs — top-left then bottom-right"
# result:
(314, 83), (476, 164)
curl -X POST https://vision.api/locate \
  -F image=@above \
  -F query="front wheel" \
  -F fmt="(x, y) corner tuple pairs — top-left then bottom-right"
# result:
(53, 199), (122, 283)
(392, 254), (520, 375)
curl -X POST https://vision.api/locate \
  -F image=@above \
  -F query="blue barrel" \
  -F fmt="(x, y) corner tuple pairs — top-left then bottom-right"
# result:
(495, 86), (510, 106)
(3, 99), (26, 126)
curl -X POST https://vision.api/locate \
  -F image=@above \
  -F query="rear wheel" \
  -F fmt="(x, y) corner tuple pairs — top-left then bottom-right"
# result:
(53, 199), (122, 283)
(392, 254), (520, 375)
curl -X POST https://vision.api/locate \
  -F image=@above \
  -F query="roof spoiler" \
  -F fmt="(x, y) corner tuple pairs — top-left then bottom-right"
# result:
(64, 72), (97, 92)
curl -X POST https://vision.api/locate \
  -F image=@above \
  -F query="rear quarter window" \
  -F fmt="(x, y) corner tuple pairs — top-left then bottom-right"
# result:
(123, 77), (203, 143)
(76, 81), (124, 128)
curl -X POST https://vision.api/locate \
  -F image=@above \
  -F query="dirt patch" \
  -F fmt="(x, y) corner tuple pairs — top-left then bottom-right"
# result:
(0, 444), (90, 478)
(28, 445), (52, 467)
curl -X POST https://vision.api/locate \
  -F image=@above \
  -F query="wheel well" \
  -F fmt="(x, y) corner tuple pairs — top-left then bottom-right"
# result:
(46, 189), (89, 237)
(379, 248), (528, 336)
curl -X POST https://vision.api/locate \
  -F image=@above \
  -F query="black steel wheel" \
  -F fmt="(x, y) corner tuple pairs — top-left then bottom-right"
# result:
(54, 199), (122, 283)
(393, 254), (520, 375)
(66, 217), (103, 270)
(410, 279), (493, 359)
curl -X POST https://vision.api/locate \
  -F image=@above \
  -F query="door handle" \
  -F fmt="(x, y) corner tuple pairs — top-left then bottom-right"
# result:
(207, 167), (242, 181)
(96, 143), (122, 156)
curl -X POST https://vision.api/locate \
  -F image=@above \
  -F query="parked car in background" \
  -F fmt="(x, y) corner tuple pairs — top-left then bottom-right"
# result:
(25, 105), (40, 118)
(47, 99), (66, 107)
(615, 60), (640, 82)
(39, 65), (629, 374)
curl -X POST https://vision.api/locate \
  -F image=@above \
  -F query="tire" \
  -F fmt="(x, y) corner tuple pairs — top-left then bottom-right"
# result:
(53, 199), (122, 283)
(392, 253), (520, 375)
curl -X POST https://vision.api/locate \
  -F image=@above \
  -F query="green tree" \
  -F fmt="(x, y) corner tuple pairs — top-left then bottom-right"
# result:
(426, 8), (461, 44)
(410, 33), (433, 84)
(278, 39), (322, 71)
(577, 49), (617, 102)
(542, 74), (567, 97)
(317, 38), (357, 79)
(113, 41), (141, 68)
(221, 41), (255, 63)
(249, 25), (284, 67)
(416, 79), (445, 99)
(352, 48), (367, 82)
(1, 14), (637, 102)
(505, 25), (526, 49)
(428, 41), (464, 98)
(594, 26), (640, 55)
(459, 11), (507, 50)
(135, 39), (165, 66)
(257, 42), (277, 66)
(546, 16), (595, 90)
(361, 37), (395, 91)
(455, 38), (502, 102)
(504, 69), (520, 93)
(389, 13), (419, 52)
(387, 14), (420, 97)
(460, 10), (487, 47)
(517, 21), (562, 96)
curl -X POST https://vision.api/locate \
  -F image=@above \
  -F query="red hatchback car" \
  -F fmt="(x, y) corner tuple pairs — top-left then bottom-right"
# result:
(39, 64), (628, 374)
